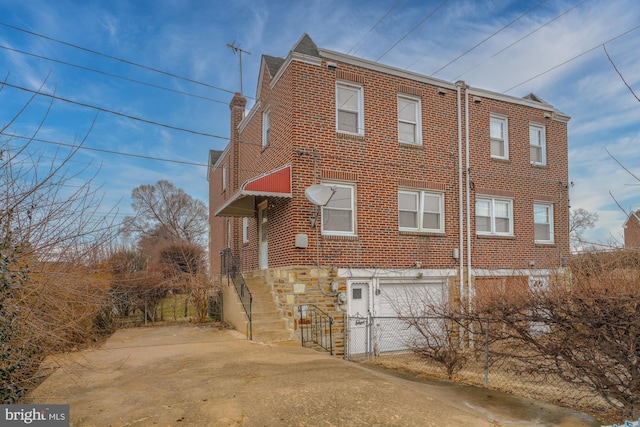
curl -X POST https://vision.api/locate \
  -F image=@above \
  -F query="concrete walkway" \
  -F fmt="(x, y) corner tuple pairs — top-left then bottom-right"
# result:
(28, 324), (601, 426)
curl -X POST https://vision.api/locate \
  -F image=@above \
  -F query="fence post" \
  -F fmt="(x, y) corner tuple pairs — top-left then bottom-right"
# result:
(484, 318), (489, 388)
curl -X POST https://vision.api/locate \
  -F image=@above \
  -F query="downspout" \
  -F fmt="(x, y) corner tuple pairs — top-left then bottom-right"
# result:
(456, 82), (465, 309)
(465, 85), (472, 315)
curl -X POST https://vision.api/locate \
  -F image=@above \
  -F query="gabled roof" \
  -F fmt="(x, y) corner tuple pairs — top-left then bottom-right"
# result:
(623, 210), (640, 228)
(263, 55), (285, 77)
(207, 149), (224, 181)
(291, 33), (320, 58)
(256, 33), (321, 102)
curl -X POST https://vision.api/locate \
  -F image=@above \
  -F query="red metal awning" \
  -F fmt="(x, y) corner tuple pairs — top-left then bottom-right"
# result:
(214, 164), (292, 217)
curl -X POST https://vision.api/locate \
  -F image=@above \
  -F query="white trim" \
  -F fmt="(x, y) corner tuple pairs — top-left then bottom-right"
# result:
(476, 196), (514, 236)
(262, 108), (271, 148)
(529, 123), (546, 166)
(398, 189), (444, 233)
(320, 48), (456, 91)
(490, 114), (509, 160)
(534, 202), (554, 244)
(336, 81), (364, 136)
(467, 87), (570, 122)
(321, 181), (356, 236)
(397, 93), (422, 145)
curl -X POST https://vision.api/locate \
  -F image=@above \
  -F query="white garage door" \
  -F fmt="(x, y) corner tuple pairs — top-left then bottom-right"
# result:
(375, 280), (447, 353)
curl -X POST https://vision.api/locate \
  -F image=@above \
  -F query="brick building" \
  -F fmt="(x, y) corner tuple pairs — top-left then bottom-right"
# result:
(624, 210), (640, 248)
(208, 34), (570, 354)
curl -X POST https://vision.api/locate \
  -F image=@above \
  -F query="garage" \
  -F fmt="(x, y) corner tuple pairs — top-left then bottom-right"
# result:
(374, 279), (448, 353)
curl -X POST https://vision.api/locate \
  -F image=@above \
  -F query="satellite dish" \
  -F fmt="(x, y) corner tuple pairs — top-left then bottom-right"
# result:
(305, 184), (336, 206)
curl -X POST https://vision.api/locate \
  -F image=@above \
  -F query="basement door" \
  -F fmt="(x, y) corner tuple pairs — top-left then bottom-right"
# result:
(258, 202), (268, 270)
(348, 281), (371, 355)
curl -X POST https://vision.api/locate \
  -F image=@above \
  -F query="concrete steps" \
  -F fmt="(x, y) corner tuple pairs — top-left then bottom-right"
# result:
(241, 276), (292, 343)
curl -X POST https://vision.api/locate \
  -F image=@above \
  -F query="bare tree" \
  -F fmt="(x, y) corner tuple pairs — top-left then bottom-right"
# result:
(122, 180), (208, 247)
(1, 78), (119, 402)
(569, 208), (598, 250)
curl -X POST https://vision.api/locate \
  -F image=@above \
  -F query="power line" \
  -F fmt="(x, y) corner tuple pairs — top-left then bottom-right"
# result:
(452, 0), (590, 81)
(430, 0), (549, 77)
(375, 0), (450, 61)
(347, 0), (403, 55)
(0, 21), (246, 98)
(1, 80), (230, 140)
(2, 132), (208, 167)
(0, 44), (230, 105)
(504, 23), (640, 93)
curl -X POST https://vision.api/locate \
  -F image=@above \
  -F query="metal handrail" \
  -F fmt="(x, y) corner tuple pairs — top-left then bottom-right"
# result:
(298, 304), (333, 355)
(220, 248), (252, 340)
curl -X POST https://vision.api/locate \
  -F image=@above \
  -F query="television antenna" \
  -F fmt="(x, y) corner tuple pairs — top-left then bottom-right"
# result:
(227, 42), (251, 95)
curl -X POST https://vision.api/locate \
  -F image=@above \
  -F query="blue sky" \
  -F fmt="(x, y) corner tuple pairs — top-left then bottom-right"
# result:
(1, 0), (639, 248)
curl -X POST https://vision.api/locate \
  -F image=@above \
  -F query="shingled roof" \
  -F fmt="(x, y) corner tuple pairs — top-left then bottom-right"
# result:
(291, 33), (320, 57)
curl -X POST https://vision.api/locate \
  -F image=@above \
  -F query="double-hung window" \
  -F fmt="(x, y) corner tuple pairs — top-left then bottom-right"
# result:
(321, 182), (355, 236)
(262, 109), (271, 148)
(399, 190), (444, 232)
(398, 95), (422, 145)
(534, 203), (554, 243)
(222, 164), (227, 191)
(530, 123), (546, 165)
(476, 197), (513, 236)
(336, 82), (363, 135)
(242, 217), (250, 243)
(490, 115), (508, 159)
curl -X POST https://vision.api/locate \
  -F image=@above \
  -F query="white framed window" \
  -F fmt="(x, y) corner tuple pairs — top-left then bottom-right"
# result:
(262, 109), (271, 148)
(399, 190), (444, 232)
(528, 275), (550, 335)
(534, 202), (554, 243)
(336, 82), (364, 135)
(476, 197), (513, 236)
(398, 95), (422, 145)
(321, 182), (355, 236)
(530, 123), (546, 165)
(490, 115), (508, 159)
(242, 217), (249, 243)
(222, 164), (227, 191)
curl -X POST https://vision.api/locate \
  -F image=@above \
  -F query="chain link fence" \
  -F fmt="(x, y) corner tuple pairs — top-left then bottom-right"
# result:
(346, 315), (612, 418)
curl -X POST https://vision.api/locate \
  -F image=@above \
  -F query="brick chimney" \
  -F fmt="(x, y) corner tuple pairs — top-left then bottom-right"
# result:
(229, 92), (246, 191)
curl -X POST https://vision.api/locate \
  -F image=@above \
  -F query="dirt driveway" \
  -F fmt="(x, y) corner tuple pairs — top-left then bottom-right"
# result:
(28, 324), (601, 426)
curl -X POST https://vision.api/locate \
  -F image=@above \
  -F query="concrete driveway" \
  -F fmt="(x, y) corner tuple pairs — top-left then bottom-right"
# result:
(28, 324), (601, 426)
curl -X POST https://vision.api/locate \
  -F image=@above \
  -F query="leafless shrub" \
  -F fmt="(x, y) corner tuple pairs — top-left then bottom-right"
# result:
(386, 283), (469, 379)
(473, 251), (640, 419)
(1, 78), (119, 401)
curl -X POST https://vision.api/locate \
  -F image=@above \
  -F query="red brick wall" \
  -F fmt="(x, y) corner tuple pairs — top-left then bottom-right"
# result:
(210, 56), (570, 272)
(625, 213), (640, 248)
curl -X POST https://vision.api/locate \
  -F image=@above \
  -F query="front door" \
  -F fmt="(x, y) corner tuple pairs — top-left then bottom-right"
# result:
(258, 202), (268, 270)
(348, 281), (371, 355)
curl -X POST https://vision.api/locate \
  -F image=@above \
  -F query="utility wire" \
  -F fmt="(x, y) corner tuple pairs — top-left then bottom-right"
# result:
(504, 23), (640, 93)
(1, 80), (230, 140)
(347, 0), (403, 55)
(2, 132), (208, 167)
(452, 0), (589, 81)
(430, 0), (549, 77)
(375, 0), (450, 61)
(0, 44), (230, 105)
(0, 21), (245, 98)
